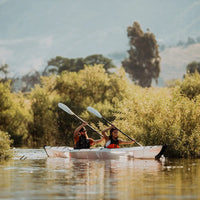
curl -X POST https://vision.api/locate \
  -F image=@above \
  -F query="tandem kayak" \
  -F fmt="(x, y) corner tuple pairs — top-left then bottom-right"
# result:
(44, 145), (166, 160)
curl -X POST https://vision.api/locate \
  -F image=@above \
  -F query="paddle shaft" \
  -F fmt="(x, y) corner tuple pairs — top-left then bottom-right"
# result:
(58, 103), (103, 137)
(102, 117), (143, 146)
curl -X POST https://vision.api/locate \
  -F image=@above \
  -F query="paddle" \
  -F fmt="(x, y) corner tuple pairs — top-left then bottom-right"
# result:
(87, 106), (143, 146)
(58, 103), (103, 137)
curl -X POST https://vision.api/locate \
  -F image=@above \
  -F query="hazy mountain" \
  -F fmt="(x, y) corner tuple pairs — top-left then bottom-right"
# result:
(160, 43), (200, 81)
(0, 0), (200, 82)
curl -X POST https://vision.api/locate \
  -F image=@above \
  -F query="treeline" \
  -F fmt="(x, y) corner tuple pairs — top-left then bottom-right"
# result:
(1, 54), (115, 93)
(1, 65), (200, 158)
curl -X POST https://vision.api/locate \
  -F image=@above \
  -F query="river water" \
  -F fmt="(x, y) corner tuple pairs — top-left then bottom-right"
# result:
(0, 149), (200, 200)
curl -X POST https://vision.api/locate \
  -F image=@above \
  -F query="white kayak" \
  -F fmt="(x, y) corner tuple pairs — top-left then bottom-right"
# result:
(44, 145), (166, 160)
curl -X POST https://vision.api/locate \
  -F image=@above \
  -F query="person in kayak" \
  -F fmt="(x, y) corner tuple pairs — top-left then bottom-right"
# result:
(74, 122), (104, 149)
(102, 125), (135, 148)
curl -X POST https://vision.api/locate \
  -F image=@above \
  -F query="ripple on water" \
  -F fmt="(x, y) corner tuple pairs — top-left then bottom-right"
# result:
(13, 148), (47, 160)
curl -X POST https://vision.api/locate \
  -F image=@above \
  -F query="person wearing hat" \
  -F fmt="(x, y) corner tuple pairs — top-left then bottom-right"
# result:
(74, 122), (104, 149)
(102, 125), (135, 148)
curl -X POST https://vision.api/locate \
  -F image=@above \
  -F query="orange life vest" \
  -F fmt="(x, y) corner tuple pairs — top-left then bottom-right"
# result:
(106, 143), (120, 148)
(105, 136), (119, 148)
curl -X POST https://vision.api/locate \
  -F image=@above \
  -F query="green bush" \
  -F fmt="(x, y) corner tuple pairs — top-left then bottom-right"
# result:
(0, 130), (13, 160)
(0, 82), (32, 146)
(175, 72), (200, 99)
(112, 87), (200, 158)
(2, 64), (200, 158)
(28, 84), (60, 147)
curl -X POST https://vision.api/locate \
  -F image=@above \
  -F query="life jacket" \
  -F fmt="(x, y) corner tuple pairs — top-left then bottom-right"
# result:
(74, 135), (91, 149)
(105, 136), (119, 148)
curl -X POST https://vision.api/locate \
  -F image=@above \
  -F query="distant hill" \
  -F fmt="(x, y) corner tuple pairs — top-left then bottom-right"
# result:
(159, 43), (200, 85)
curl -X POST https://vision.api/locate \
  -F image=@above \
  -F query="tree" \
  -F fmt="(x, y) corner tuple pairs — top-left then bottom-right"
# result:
(186, 61), (200, 74)
(0, 130), (13, 159)
(122, 22), (161, 87)
(186, 37), (196, 46)
(21, 71), (41, 92)
(0, 81), (31, 146)
(0, 64), (9, 82)
(29, 85), (59, 147)
(43, 54), (116, 76)
(84, 54), (116, 72)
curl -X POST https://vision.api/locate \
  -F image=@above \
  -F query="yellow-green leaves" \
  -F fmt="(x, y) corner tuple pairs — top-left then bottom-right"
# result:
(0, 130), (13, 160)
(1, 65), (200, 157)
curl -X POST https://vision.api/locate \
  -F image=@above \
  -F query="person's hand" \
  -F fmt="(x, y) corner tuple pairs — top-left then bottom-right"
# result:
(111, 125), (116, 129)
(82, 122), (88, 127)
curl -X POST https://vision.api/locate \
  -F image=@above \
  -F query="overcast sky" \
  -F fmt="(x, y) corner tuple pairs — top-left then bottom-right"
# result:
(0, 0), (199, 76)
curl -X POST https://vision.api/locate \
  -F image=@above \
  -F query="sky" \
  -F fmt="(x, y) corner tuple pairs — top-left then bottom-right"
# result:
(0, 0), (199, 76)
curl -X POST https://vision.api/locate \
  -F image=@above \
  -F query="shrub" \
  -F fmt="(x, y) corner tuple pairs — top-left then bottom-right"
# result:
(0, 130), (13, 160)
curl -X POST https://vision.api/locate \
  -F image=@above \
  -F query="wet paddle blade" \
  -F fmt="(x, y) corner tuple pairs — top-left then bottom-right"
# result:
(87, 107), (102, 118)
(58, 103), (74, 115)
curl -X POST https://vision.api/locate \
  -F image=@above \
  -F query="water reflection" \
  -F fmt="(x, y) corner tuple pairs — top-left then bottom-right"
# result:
(45, 158), (164, 199)
(0, 150), (200, 200)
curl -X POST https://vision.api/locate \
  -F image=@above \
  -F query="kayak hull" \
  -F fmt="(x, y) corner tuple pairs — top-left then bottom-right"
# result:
(44, 145), (166, 160)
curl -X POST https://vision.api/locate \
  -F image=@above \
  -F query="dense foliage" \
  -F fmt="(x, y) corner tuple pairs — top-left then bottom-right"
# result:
(1, 66), (200, 158)
(122, 21), (161, 87)
(43, 54), (116, 75)
(0, 81), (31, 146)
(173, 72), (200, 100)
(186, 61), (200, 74)
(0, 130), (13, 159)
(28, 65), (131, 146)
(114, 87), (200, 158)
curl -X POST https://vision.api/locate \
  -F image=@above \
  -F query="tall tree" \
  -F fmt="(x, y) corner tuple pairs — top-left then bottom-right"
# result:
(122, 22), (161, 87)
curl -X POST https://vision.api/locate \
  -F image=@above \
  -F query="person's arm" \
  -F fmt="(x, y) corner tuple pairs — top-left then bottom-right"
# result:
(93, 137), (105, 145)
(83, 131), (89, 139)
(74, 122), (88, 138)
(118, 139), (135, 145)
(101, 125), (114, 141)
(88, 137), (105, 146)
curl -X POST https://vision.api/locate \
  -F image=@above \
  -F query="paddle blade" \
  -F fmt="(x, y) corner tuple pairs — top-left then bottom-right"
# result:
(87, 107), (102, 118)
(58, 103), (74, 115)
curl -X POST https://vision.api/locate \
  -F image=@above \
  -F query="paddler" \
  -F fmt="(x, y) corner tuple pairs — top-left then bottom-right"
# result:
(74, 122), (104, 149)
(102, 125), (135, 148)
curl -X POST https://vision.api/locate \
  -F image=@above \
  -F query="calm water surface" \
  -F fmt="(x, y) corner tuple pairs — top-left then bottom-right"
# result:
(0, 149), (200, 200)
